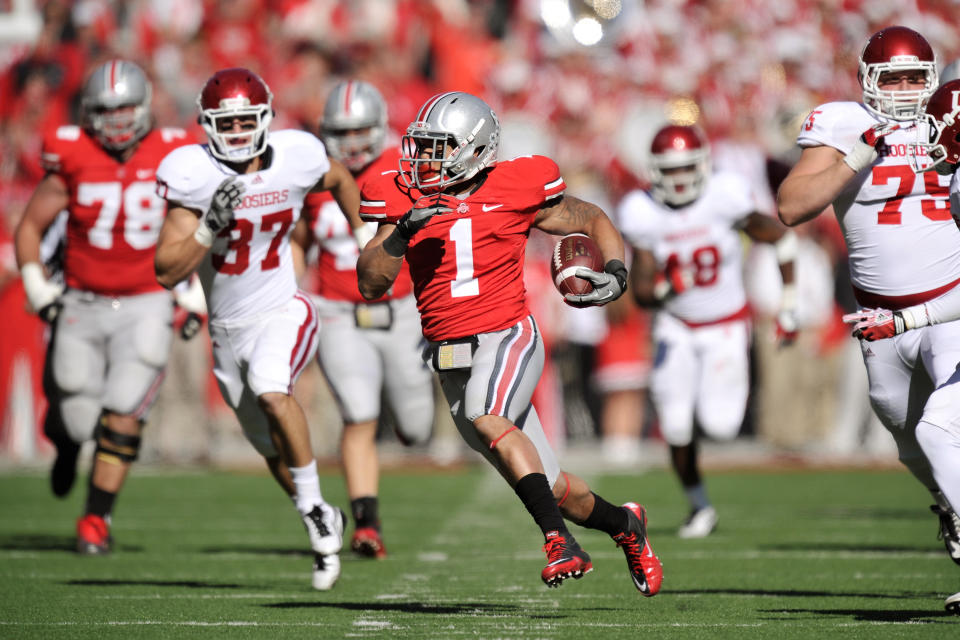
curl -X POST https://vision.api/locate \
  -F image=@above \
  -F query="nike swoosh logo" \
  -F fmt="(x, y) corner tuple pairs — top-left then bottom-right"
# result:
(482, 204), (503, 211)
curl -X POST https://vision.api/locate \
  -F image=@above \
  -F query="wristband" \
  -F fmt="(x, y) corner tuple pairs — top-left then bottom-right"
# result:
(899, 304), (929, 331)
(382, 228), (409, 258)
(193, 223), (214, 248)
(604, 259), (628, 291)
(774, 230), (797, 264)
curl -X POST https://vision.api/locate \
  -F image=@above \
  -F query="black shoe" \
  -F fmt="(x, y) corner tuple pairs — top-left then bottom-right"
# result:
(50, 439), (81, 498)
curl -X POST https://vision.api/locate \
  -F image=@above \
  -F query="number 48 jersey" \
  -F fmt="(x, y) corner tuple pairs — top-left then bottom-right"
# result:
(41, 125), (193, 296)
(156, 129), (331, 320)
(618, 172), (755, 325)
(798, 101), (960, 298)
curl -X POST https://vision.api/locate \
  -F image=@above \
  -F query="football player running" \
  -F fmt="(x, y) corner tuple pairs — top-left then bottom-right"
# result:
(154, 68), (357, 590)
(891, 77), (960, 614)
(621, 123), (798, 539)
(14, 59), (195, 555)
(356, 91), (663, 594)
(293, 80), (436, 559)
(777, 26), (960, 608)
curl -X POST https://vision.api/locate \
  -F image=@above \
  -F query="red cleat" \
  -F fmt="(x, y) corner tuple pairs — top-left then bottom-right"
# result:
(613, 502), (662, 596)
(351, 527), (387, 559)
(541, 530), (592, 588)
(76, 514), (112, 555)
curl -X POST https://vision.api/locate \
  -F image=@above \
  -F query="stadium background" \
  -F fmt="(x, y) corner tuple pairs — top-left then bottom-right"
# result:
(1, 0), (957, 469)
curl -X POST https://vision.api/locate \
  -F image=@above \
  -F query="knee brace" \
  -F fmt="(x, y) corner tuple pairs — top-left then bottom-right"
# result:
(94, 415), (143, 466)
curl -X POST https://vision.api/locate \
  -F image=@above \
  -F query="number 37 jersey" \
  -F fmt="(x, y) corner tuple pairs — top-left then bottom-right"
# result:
(156, 130), (331, 320)
(41, 125), (192, 296)
(798, 101), (960, 297)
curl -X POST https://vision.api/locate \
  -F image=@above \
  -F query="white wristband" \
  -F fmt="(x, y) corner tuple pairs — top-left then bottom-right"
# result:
(843, 142), (878, 173)
(900, 305), (929, 331)
(193, 223), (214, 248)
(20, 261), (61, 312)
(774, 230), (798, 264)
(353, 224), (375, 250)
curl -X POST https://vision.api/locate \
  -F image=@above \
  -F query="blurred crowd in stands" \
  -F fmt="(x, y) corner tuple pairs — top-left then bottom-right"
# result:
(2, 0), (957, 467)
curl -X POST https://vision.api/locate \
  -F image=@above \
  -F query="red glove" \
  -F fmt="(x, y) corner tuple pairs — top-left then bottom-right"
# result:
(841, 308), (904, 341)
(653, 255), (692, 301)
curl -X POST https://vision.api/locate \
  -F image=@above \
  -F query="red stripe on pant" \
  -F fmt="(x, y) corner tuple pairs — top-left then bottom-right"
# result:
(288, 294), (319, 390)
(489, 317), (536, 416)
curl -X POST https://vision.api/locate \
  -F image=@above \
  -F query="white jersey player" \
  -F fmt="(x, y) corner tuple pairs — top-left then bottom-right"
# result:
(624, 123), (797, 539)
(154, 68), (360, 591)
(293, 80), (434, 559)
(777, 26), (960, 607)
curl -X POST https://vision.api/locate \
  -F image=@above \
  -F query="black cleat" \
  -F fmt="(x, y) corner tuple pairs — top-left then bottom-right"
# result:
(50, 439), (81, 498)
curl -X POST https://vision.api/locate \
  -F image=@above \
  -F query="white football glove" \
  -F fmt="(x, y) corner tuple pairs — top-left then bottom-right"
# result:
(843, 122), (900, 173)
(194, 177), (246, 247)
(20, 262), (64, 323)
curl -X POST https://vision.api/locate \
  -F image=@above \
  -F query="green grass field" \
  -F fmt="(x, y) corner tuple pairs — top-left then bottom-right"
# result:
(0, 464), (957, 639)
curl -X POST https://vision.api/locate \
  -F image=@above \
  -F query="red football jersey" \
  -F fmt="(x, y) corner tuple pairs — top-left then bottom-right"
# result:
(302, 147), (412, 302)
(41, 125), (193, 296)
(360, 155), (566, 340)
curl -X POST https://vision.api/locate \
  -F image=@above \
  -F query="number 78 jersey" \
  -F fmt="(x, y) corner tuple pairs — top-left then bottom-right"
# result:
(41, 125), (193, 296)
(799, 101), (960, 297)
(156, 130), (331, 320)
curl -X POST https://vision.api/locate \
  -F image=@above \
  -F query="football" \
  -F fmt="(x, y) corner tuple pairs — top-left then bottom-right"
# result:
(550, 233), (604, 298)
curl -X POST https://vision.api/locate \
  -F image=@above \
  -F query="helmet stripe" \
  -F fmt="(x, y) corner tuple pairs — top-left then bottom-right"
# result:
(342, 81), (354, 115)
(418, 92), (456, 122)
(108, 60), (117, 93)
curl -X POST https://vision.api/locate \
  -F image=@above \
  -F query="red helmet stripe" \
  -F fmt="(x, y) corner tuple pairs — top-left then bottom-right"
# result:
(109, 60), (117, 93)
(418, 92), (455, 122)
(342, 81), (354, 114)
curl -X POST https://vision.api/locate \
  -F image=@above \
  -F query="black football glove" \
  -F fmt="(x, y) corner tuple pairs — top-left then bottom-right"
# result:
(383, 193), (458, 256)
(195, 177), (245, 247)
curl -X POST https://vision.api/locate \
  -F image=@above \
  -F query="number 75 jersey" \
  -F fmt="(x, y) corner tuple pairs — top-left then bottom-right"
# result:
(156, 129), (331, 320)
(798, 101), (960, 297)
(41, 125), (193, 296)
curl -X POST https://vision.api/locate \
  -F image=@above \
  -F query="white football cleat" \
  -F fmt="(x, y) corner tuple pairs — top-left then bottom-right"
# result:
(301, 504), (345, 555)
(946, 590), (960, 615)
(931, 504), (960, 566)
(677, 506), (718, 539)
(312, 553), (341, 591)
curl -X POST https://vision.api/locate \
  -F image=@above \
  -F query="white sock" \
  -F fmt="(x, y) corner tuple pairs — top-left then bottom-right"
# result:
(684, 484), (711, 512)
(290, 460), (323, 514)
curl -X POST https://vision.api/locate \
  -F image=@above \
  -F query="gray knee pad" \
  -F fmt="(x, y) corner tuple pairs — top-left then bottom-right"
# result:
(60, 395), (103, 443)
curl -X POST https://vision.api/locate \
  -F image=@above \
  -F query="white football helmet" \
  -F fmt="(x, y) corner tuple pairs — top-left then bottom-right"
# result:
(858, 26), (938, 121)
(648, 124), (710, 207)
(81, 60), (152, 151)
(400, 92), (499, 191)
(320, 80), (387, 172)
(197, 68), (273, 162)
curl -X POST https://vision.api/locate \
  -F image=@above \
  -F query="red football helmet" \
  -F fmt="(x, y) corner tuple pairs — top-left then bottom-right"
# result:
(914, 79), (960, 174)
(648, 124), (710, 206)
(858, 26), (937, 121)
(197, 68), (273, 162)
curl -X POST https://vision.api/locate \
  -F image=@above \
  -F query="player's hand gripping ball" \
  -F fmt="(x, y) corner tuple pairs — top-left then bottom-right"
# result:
(550, 233), (604, 298)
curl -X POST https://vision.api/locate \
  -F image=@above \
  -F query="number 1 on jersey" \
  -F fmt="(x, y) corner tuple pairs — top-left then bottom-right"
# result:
(449, 218), (479, 298)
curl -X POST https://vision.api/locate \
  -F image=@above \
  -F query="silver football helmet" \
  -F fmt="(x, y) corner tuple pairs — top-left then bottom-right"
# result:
(81, 59), (153, 150)
(400, 92), (499, 191)
(320, 80), (387, 172)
